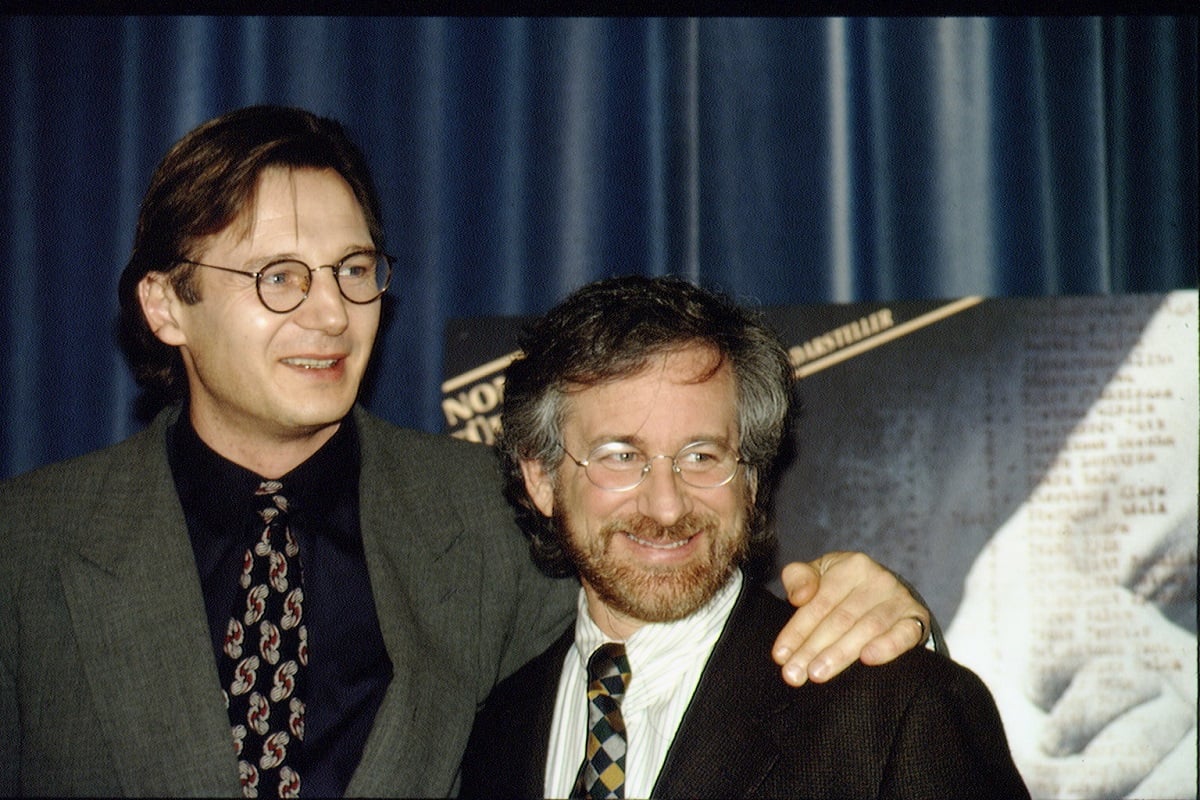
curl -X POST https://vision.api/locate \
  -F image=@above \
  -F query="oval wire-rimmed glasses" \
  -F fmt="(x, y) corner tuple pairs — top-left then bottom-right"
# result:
(560, 440), (744, 492)
(179, 250), (394, 313)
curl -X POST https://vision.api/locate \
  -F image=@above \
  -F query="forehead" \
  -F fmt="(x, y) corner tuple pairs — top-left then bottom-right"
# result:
(216, 166), (369, 249)
(562, 346), (738, 446)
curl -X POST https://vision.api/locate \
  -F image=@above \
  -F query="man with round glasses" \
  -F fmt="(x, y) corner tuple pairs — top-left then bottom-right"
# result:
(460, 275), (1027, 799)
(1, 106), (933, 797)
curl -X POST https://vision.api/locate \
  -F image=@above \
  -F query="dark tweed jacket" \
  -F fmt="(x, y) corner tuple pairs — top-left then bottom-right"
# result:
(460, 582), (1029, 799)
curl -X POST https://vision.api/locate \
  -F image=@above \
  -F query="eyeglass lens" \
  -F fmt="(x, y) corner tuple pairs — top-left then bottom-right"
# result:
(583, 441), (739, 491)
(258, 252), (391, 312)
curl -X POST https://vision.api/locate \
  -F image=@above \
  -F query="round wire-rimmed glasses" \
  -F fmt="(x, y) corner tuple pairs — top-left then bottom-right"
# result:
(560, 440), (744, 492)
(179, 250), (394, 313)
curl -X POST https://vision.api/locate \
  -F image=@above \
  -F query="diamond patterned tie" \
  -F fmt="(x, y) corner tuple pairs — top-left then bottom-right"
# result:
(571, 642), (632, 800)
(221, 480), (307, 798)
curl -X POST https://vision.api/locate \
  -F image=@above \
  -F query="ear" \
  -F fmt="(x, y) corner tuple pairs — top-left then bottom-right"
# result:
(519, 458), (556, 518)
(138, 272), (188, 346)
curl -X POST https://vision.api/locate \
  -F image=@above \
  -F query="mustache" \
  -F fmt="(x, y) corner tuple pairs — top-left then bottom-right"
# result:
(600, 512), (719, 544)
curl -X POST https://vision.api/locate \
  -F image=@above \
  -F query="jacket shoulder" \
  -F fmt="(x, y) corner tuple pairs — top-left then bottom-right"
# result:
(1, 412), (171, 496)
(674, 585), (1028, 799)
(769, 634), (1028, 799)
(355, 407), (505, 489)
(0, 413), (174, 550)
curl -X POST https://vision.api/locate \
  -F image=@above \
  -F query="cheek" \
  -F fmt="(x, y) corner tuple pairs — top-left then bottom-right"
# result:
(196, 300), (279, 346)
(349, 304), (381, 338)
(699, 488), (750, 531)
(234, 317), (289, 361)
(559, 482), (626, 533)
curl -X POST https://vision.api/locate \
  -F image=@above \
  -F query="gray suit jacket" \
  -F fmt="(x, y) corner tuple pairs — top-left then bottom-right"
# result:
(0, 405), (575, 797)
(460, 584), (1029, 799)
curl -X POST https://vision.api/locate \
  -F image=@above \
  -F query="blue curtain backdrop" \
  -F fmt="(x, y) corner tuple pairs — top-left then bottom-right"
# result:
(1, 15), (1196, 480)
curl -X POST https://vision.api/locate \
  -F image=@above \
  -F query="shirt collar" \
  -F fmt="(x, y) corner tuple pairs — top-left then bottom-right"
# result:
(167, 405), (360, 539)
(572, 568), (744, 684)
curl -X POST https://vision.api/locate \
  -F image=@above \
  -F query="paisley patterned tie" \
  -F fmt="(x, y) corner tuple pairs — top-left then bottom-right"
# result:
(221, 480), (307, 798)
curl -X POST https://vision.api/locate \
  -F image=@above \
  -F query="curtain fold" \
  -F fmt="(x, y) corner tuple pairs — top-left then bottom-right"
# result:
(2, 15), (1196, 479)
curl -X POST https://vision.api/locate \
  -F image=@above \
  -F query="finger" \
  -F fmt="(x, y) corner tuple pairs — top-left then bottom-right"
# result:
(772, 561), (831, 675)
(1040, 656), (1161, 756)
(792, 602), (885, 683)
(858, 614), (929, 666)
(803, 594), (927, 682)
(780, 560), (820, 607)
(773, 554), (864, 681)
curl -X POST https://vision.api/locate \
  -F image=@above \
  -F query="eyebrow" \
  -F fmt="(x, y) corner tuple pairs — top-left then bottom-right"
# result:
(582, 433), (736, 452)
(241, 245), (378, 269)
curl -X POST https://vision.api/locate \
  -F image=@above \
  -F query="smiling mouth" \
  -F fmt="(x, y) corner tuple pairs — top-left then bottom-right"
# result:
(282, 357), (339, 369)
(625, 533), (695, 550)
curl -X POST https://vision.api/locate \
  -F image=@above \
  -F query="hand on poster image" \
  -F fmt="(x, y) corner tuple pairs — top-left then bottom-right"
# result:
(946, 297), (1198, 800)
(949, 548), (1196, 799)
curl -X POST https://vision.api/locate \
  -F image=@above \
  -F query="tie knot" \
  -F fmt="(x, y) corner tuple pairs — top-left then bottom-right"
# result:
(587, 642), (631, 699)
(255, 480), (289, 523)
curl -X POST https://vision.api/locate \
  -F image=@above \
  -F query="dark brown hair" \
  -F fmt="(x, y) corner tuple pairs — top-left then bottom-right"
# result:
(117, 105), (384, 411)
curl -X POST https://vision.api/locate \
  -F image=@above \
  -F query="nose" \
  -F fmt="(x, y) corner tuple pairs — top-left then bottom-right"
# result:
(293, 266), (349, 334)
(635, 455), (692, 526)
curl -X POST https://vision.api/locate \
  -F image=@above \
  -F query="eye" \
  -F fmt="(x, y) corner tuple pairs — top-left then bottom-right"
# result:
(591, 443), (645, 470)
(677, 442), (730, 470)
(337, 252), (377, 280)
(260, 261), (307, 287)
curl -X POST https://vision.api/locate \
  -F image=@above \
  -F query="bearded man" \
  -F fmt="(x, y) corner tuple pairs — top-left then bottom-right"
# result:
(459, 275), (1029, 800)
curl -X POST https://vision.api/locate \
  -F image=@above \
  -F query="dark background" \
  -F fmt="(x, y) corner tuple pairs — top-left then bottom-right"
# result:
(2, 15), (1196, 480)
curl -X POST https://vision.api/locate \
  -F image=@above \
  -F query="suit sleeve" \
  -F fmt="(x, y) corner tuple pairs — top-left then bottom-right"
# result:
(455, 442), (576, 687)
(0, 525), (17, 796)
(387, 424), (577, 697)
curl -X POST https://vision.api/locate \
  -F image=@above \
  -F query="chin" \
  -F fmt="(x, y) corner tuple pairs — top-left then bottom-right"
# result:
(591, 560), (735, 624)
(283, 398), (357, 431)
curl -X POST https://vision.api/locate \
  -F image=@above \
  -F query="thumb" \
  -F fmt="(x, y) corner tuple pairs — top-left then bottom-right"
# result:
(781, 561), (821, 607)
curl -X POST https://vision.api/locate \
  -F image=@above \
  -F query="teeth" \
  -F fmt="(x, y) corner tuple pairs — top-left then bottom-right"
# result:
(626, 533), (692, 550)
(283, 358), (337, 369)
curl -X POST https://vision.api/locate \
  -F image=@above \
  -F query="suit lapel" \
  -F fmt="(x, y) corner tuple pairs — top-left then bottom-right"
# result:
(508, 629), (572, 795)
(460, 627), (572, 798)
(345, 410), (484, 796)
(60, 414), (239, 795)
(339, 412), (423, 795)
(651, 586), (795, 799)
